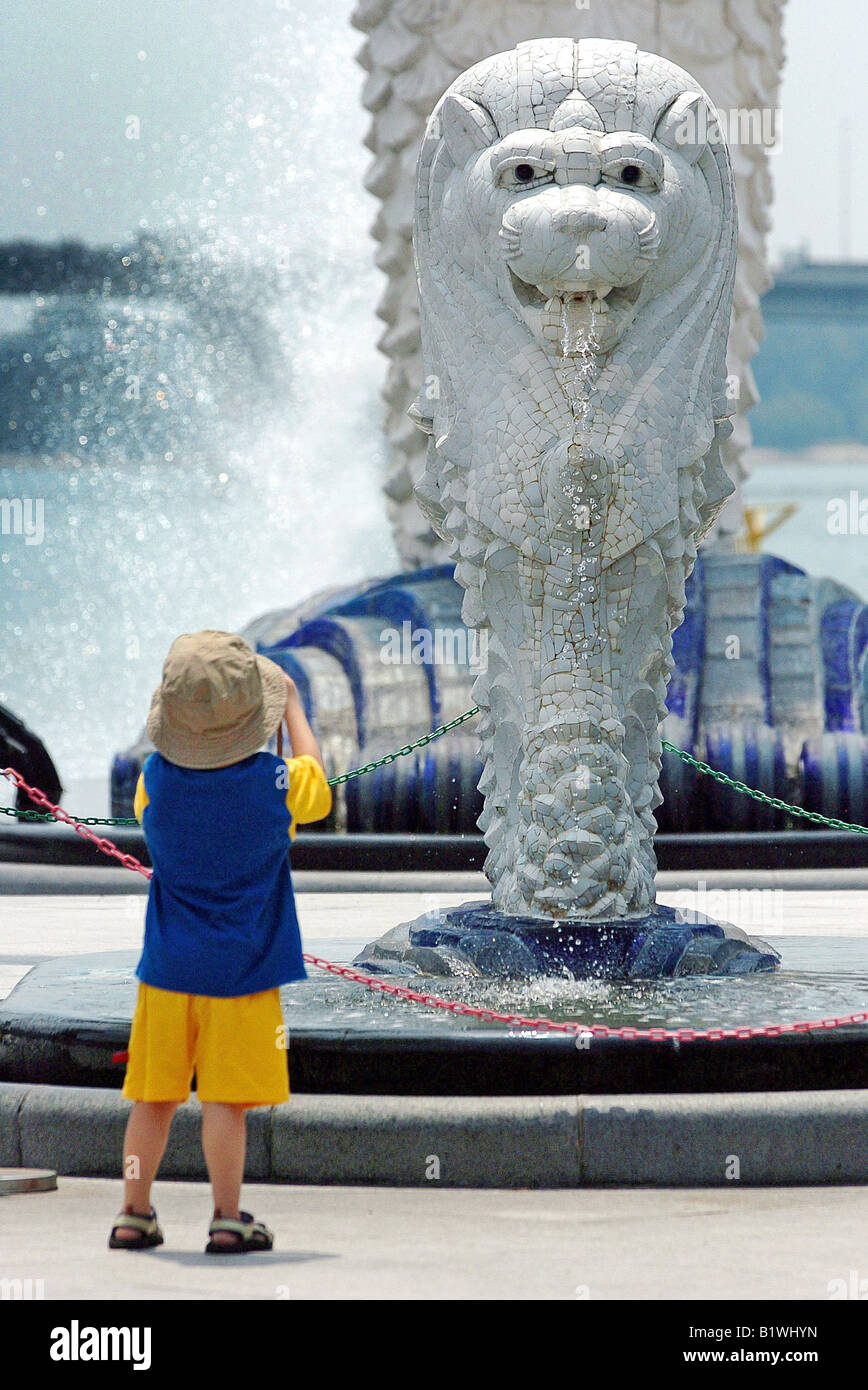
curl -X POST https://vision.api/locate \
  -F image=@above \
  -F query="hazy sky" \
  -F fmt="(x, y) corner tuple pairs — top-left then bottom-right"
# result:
(0, 0), (865, 264)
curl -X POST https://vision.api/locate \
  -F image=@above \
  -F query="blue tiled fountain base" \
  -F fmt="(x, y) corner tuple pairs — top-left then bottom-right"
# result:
(353, 901), (781, 981)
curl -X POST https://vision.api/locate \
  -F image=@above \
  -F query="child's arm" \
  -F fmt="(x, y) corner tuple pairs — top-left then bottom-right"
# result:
(281, 674), (324, 768)
(279, 674), (332, 832)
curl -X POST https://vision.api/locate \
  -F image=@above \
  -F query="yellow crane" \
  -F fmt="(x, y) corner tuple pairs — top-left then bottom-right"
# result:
(734, 502), (799, 553)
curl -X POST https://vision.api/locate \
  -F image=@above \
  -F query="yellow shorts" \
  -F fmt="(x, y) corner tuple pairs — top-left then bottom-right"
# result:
(122, 982), (289, 1107)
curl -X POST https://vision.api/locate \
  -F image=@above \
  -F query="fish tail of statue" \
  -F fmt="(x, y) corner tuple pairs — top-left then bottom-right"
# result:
(461, 471), (707, 923)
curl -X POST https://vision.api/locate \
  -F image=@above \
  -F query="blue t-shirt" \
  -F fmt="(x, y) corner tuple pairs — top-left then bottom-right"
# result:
(133, 750), (332, 997)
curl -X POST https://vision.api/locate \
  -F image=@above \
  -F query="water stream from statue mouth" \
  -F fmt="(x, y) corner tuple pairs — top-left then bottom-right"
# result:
(558, 296), (603, 638)
(559, 293), (604, 363)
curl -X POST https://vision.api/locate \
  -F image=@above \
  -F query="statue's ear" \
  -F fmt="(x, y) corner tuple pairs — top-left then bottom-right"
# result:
(436, 94), (498, 169)
(654, 92), (717, 165)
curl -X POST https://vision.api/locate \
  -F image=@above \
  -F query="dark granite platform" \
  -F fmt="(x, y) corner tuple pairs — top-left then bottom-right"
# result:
(354, 901), (781, 981)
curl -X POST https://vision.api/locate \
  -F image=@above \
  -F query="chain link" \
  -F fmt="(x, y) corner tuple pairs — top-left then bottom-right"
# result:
(325, 706), (480, 785)
(0, 806), (139, 826)
(4, 708), (868, 838)
(0, 707), (483, 824)
(661, 740), (868, 836)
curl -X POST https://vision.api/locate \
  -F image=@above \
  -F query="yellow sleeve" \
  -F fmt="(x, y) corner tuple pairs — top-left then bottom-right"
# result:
(133, 772), (149, 823)
(284, 754), (332, 841)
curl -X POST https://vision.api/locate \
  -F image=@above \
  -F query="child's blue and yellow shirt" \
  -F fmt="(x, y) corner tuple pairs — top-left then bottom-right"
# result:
(133, 751), (332, 998)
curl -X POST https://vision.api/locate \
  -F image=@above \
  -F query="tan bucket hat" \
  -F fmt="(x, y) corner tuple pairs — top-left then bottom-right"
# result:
(146, 630), (288, 769)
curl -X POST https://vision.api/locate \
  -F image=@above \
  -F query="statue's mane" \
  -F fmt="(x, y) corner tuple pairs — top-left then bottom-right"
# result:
(411, 37), (738, 570)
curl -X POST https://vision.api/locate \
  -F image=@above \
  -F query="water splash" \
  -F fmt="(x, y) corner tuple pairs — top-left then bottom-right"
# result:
(278, 934), (868, 1033)
(0, 0), (397, 790)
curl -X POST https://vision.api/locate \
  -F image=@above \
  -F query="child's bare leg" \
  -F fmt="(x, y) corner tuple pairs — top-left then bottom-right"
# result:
(201, 1101), (247, 1248)
(114, 1100), (179, 1241)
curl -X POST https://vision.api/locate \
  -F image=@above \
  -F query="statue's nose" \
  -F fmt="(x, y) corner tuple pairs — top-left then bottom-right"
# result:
(551, 205), (608, 236)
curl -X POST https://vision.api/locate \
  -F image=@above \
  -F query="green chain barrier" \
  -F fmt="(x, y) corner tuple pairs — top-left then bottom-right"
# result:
(4, 706), (868, 837)
(0, 706), (484, 826)
(0, 808), (140, 826)
(660, 740), (868, 836)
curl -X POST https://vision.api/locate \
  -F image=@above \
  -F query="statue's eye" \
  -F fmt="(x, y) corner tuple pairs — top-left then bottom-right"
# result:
(494, 155), (556, 188)
(601, 157), (661, 191)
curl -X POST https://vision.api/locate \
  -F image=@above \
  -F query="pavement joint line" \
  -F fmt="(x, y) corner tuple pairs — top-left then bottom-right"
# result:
(3, 1082), (868, 1187)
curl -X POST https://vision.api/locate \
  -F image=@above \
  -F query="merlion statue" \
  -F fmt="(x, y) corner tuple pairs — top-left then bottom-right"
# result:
(354, 37), (779, 977)
(411, 37), (735, 921)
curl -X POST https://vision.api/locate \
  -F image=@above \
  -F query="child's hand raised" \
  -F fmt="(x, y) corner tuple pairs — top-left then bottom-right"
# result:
(276, 674), (299, 758)
(283, 673), (299, 708)
(279, 670), (324, 767)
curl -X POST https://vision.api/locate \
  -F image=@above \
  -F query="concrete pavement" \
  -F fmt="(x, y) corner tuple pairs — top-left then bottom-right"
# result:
(1, 873), (867, 1303)
(2, 1177), (867, 1300)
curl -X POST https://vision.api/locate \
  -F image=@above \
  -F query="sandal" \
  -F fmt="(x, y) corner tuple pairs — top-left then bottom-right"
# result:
(108, 1206), (164, 1250)
(205, 1210), (274, 1255)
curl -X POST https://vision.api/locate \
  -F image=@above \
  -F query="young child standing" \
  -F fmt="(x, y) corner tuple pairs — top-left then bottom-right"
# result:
(109, 629), (332, 1254)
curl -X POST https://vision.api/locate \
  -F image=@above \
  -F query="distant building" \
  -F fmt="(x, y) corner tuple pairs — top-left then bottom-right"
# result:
(752, 256), (868, 449)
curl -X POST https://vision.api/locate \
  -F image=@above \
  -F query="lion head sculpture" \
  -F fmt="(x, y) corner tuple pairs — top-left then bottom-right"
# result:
(410, 37), (738, 587)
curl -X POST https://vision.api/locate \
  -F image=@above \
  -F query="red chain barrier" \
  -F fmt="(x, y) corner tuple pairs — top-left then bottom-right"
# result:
(4, 765), (868, 1048)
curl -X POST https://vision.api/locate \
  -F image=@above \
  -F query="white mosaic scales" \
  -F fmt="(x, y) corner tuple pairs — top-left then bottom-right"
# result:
(411, 38), (738, 919)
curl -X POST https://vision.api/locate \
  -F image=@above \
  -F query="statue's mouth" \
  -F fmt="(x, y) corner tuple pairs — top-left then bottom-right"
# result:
(506, 266), (643, 352)
(507, 266), (643, 316)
